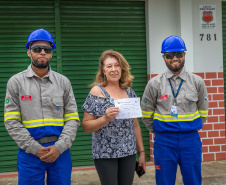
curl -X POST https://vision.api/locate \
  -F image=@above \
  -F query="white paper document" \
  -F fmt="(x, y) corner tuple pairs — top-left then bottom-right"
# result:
(114, 98), (142, 119)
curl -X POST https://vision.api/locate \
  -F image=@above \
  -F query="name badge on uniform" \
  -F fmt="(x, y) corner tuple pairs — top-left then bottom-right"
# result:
(171, 105), (177, 117)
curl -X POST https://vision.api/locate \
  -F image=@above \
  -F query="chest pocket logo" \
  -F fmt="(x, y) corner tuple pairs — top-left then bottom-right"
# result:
(52, 97), (64, 118)
(183, 93), (198, 113)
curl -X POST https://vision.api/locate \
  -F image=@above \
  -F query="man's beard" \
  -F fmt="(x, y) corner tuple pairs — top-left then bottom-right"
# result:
(32, 58), (50, 69)
(166, 59), (185, 73)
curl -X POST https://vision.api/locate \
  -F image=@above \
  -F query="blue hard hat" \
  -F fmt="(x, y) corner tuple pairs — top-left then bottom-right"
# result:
(161, 35), (187, 53)
(26, 28), (55, 50)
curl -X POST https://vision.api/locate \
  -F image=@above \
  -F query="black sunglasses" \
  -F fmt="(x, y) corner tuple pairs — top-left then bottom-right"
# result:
(31, 45), (52, 54)
(164, 51), (184, 59)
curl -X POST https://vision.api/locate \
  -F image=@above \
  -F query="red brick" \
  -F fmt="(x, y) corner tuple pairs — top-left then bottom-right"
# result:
(207, 87), (218, 94)
(219, 116), (225, 122)
(150, 142), (154, 148)
(204, 80), (211, 86)
(199, 131), (207, 138)
(206, 72), (217, 79)
(151, 148), (154, 155)
(147, 74), (150, 81)
(208, 94), (212, 101)
(218, 87), (224, 93)
(202, 124), (213, 131)
(194, 73), (205, 79)
(216, 152), (226, 160)
(202, 146), (208, 153)
(207, 116), (218, 123)
(212, 79), (224, 86)
(209, 102), (218, 108)
(213, 108), (225, 115)
(203, 153), (215, 161)
(219, 101), (225, 107)
(151, 74), (158, 78)
(208, 109), (212, 116)
(208, 131), (219, 137)
(218, 72), (224, 78)
(221, 145), (226, 151)
(220, 130), (225, 137)
(214, 138), (226, 145)
(209, 145), (221, 152)
(202, 138), (214, 145)
(150, 156), (154, 162)
(214, 123), (225, 130)
(213, 94), (224, 101)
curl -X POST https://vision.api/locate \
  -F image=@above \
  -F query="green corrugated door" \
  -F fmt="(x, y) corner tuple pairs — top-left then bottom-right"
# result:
(0, 0), (56, 172)
(0, 0), (148, 172)
(222, 2), (226, 127)
(59, 1), (149, 166)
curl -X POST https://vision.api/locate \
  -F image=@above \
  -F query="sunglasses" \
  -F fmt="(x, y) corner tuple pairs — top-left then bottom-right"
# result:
(164, 51), (184, 59)
(31, 45), (52, 54)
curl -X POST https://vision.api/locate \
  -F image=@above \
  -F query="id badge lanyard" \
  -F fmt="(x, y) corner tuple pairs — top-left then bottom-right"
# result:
(168, 79), (183, 117)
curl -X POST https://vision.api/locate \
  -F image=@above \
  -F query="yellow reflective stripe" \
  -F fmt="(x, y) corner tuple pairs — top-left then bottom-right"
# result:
(64, 112), (78, 117)
(198, 110), (208, 117)
(4, 112), (21, 122)
(23, 118), (64, 123)
(64, 117), (79, 121)
(4, 117), (21, 121)
(4, 112), (21, 116)
(22, 118), (64, 128)
(64, 112), (79, 121)
(153, 111), (201, 122)
(25, 123), (64, 128)
(141, 110), (154, 118)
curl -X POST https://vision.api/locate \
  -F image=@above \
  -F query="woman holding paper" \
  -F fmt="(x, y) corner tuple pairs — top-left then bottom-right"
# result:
(82, 50), (146, 185)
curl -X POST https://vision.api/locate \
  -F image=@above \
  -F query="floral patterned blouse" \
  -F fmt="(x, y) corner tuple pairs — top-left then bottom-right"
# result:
(82, 84), (137, 159)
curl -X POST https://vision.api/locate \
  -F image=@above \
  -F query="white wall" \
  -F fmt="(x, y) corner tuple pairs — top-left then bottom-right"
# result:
(147, 0), (223, 74)
(193, 0), (223, 72)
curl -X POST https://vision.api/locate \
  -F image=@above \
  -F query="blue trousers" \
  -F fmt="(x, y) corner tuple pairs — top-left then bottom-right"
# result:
(17, 147), (72, 185)
(154, 131), (202, 185)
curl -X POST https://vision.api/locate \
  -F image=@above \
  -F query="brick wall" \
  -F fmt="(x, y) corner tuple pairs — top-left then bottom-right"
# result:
(147, 72), (226, 162)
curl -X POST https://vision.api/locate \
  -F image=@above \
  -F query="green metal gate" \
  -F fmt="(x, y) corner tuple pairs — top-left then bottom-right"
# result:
(0, 0), (148, 172)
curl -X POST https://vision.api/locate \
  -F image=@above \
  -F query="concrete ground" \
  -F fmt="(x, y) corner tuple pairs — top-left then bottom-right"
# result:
(0, 160), (225, 185)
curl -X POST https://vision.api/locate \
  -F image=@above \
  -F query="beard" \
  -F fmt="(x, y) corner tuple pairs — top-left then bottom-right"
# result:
(166, 59), (185, 73)
(32, 58), (50, 69)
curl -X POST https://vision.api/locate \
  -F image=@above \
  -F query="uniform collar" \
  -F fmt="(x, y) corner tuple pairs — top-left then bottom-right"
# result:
(166, 67), (187, 81)
(25, 64), (53, 83)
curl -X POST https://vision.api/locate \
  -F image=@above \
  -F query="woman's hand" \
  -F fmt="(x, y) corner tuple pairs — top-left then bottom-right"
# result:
(104, 107), (119, 122)
(138, 152), (146, 171)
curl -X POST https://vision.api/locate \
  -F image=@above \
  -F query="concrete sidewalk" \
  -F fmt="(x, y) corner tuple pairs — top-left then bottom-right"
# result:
(0, 160), (226, 185)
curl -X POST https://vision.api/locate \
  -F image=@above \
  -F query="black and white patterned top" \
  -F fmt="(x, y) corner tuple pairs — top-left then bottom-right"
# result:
(82, 84), (137, 159)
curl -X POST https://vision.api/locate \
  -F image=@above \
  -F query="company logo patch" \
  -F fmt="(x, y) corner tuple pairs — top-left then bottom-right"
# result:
(205, 96), (208, 101)
(56, 107), (62, 111)
(160, 94), (168, 100)
(5, 99), (9, 104)
(155, 165), (161, 170)
(73, 98), (76, 102)
(21, 95), (31, 101)
(143, 98), (147, 103)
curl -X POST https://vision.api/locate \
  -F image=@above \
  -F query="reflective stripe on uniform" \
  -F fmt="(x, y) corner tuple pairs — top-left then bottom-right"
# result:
(141, 110), (154, 118)
(64, 112), (79, 121)
(4, 112), (21, 121)
(153, 111), (201, 122)
(198, 110), (208, 117)
(22, 118), (64, 128)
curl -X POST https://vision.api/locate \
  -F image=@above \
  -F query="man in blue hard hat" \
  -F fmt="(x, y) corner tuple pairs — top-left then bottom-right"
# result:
(4, 28), (80, 185)
(141, 35), (209, 185)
